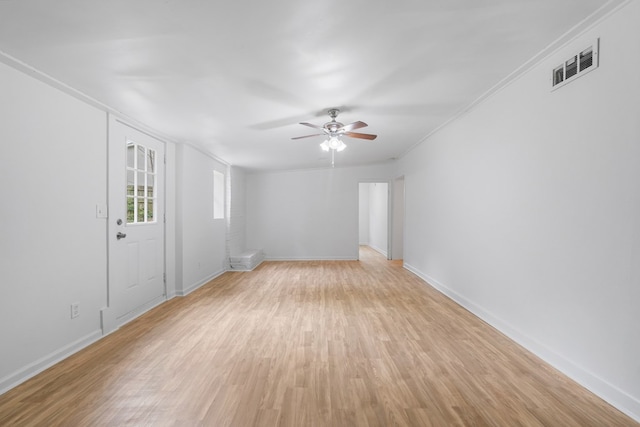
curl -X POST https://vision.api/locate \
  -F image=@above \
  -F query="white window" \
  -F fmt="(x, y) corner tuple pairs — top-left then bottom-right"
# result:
(213, 170), (225, 219)
(126, 142), (157, 224)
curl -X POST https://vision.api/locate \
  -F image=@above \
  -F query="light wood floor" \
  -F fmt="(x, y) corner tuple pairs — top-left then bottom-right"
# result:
(0, 247), (636, 426)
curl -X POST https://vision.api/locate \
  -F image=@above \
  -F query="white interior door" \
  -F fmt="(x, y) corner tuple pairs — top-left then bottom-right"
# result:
(106, 116), (165, 330)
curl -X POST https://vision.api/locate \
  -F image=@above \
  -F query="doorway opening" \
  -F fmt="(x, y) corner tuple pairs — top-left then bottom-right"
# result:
(358, 182), (389, 259)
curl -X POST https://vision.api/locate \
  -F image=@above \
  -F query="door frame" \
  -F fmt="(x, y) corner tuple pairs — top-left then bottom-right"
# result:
(357, 180), (391, 260)
(391, 175), (405, 261)
(102, 115), (167, 334)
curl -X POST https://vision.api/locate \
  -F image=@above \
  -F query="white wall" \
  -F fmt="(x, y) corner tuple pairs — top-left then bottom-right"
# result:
(368, 183), (388, 257)
(0, 61), (107, 392)
(246, 164), (394, 260)
(228, 166), (246, 255)
(397, 1), (640, 420)
(165, 142), (177, 299)
(175, 144), (228, 295)
(358, 183), (370, 245)
(0, 52), (230, 394)
(392, 177), (404, 260)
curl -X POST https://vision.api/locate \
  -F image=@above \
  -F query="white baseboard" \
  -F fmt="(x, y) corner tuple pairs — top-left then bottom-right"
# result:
(0, 278), (211, 398)
(0, 329), (102, 396)
(176, 269), (225, 296)
(367, 244), (388, 258)
(403, 263), (640, 423)
(265, 256), (357, 261)
(115, 295), (167, 327)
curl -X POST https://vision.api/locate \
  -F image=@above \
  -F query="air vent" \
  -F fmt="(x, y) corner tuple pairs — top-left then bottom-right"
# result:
(552, 38), (599, 89)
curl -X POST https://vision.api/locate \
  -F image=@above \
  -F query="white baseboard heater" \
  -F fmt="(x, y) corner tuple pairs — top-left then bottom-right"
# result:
(229, 249), (264, 271)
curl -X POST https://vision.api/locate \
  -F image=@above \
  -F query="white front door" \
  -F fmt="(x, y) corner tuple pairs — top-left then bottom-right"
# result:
(106, 116), (165, 330)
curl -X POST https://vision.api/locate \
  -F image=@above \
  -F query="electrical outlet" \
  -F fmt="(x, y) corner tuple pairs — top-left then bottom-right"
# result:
(70, 303), (80, 319)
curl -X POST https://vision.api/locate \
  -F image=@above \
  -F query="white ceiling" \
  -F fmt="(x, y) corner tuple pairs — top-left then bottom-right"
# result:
(0, 0), (611, 171)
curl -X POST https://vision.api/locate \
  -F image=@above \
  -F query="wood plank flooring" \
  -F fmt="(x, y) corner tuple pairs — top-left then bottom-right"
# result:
(0, 247), (636, 426)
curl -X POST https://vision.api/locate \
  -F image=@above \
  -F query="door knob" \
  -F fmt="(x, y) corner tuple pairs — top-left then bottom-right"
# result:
(117, 232), (127, 240)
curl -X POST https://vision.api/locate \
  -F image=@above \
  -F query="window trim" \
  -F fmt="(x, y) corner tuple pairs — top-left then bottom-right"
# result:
(213, 169), (225, 220)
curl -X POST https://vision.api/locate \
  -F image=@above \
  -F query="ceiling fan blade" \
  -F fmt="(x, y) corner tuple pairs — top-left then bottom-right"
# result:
(291, 134), (325, 140)
(299, 122), (325, 130)
(339, 121), (368, 132)
(344, 132), (377, 140)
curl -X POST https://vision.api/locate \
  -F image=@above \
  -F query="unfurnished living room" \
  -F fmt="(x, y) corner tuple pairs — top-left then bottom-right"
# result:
(1, 1), (639, 426)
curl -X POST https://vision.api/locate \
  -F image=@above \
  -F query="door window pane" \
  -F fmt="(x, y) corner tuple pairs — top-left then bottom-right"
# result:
(127, 170), (135, 196)
(137, 146), (145, 171)
(147, 175), (154, 197)
(137, 172), (145, 196)
(127, 197), (135, 223)
(147, 199), (154, 221)
(127, 144), (135, 168)
(147, 150), (155, 173)
(126, 140), (157, 224)
(137, 198), (145, 223)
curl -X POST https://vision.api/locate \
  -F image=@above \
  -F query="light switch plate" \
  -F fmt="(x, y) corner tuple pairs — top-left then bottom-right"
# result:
(96, 204), (108, 218)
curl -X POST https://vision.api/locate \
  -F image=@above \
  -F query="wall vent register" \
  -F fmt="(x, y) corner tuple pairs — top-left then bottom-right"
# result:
(552, 39), (599, 89)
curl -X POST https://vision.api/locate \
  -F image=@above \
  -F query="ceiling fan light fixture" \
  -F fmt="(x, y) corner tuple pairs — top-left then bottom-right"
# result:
(320, 136), (346, 152)
(295, 109), (373, 163)
(328, 136), (345, 150)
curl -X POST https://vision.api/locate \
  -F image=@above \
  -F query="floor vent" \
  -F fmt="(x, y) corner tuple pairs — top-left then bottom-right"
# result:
(552, 38), (599, 90)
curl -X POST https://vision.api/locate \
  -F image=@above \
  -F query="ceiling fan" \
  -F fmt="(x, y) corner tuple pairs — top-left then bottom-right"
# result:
(292, 108), (377, 142)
